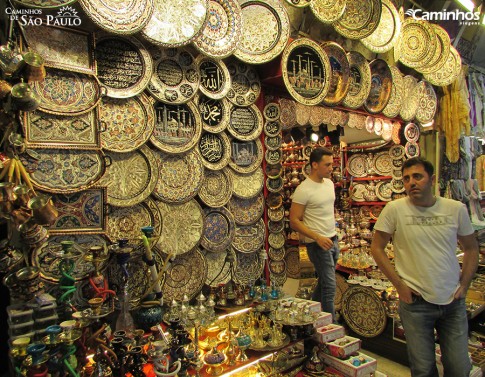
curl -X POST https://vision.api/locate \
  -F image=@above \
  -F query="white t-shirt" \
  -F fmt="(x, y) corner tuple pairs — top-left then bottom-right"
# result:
(292, 177), (336, 243)
(374, 197), (474, 305)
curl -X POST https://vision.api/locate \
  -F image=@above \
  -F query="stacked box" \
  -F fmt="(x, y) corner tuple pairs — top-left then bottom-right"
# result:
(321, 336), (362, 359)
(320, 351), (377, 377)
(313, 324), (346, 343)
(313, 312), (332, 328)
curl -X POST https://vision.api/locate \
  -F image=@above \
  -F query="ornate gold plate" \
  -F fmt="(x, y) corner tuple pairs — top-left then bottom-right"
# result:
(295, 102), (311, 126)
(204, 250), (231, 286)
(279, 97), (297, 129)
(198, 168), (233, 207)
(364, 59), (392, 114)
(195, 94), (230, 134)
(399, 76), (419, 122)
(321, 42), (350, 106)
(263, 103), (281, 121)
(415, 81), (437, 124)
(398, 18), (437, 69)
(310, 0), (346, 23)
(382, 66), (404, 119)
(417, 24), (450, 75)
(361, 0), (401, 53)
(334, 0), (382, 40)
(198, 131), (231, 170)
(227, 192), (264, 225)
(230, 167), (264, 199)
(232, 250), (264, 285)
(342, 51), (372, 110)
(196, 55), (231, 100)
(202, 207), (236, 252)
(229, 138), (263, 173)
(232, 218), (266, 253)
(225, 59), (261, 106)
(423, 45), (462, 87)
(227, 104), (263, 141)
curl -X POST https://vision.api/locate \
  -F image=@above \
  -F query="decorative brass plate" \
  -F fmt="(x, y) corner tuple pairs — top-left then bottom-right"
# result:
(361, 0), (401, 53)
(382, 66), (404, 119)
(364, 59), (392, 114)
(268, 246), (286, 261)
(415, 81), (437, 125)
(263, 103), (281, 121)
(232, 250), (264, 285)
(264, 134), (282, 151)
(423, 46), (461, 87)
(264, 120), (282, 137)
(268, 219), (284, 233)
(268, 232), (286, 249)
(227, 192), (264, 225)
(267, 205), (284, 222)
(202, 207), (236, 252)
(285, 248), (300, 278)
(227, 104), (263, 141)
(417, 24), (450, 75)
(232, 218), (266, 253)
(265, 148), (282, 165)
(334, 0), (382, 40)
(230, 167), (264, 199)
(373, 152), (392, 176)
(310, 0), (346, 23)
(268, 259), (286, 274)
(229, 138), (263, 173)
(204, 249), (231, 286)
(196, 55), (232, 100)
(405, 141), (420, 158)
(400, 76), (419, 122)
(266, 176), (284, 193)
(198, 168), (233, 207)
(279, 98), (297, 129)
(347, 154), (368, 178)
(321, 42), (350, 106)
(295, 102), (311, 126)
(398, 18), (437, 69)
(225, 59), (261, 107)
(198, 131), (231, 170)
(404, 123), (420, 143)
(281, 38), (331, 106)
(195, 94), (230, 134)
(285, 0), (310, 7)
(342, 51), (372, 110)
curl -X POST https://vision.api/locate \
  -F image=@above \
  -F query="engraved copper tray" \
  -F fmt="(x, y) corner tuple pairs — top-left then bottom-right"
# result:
(334, 0), (381, 40)
(229, 138), (263, 173)
(361, 0), (401, 53)
(198, 168), (233, 207)
(423, 45), (461, 87)
(269, 246), (285, 261)
(225, 59), (261, 106)
(152, 148), (204, 204)
(398, 18), (437, 69)
(281, 38), (331, 106)
(201, 207), (236, 252)
(95, 34), (153, 98)
(267, 205), (284, 222)
(204, 249), (231, 286)
(285, 248), (300, 278)
(342, 51), (371, 110)
(364, 59), (392, 114)
(321, 42), (350, 106)
(98, 145), (158, 207)
(227, 192), (264, 225)
(230, 167), (264, 199)
(194, 0), (242, 58)
(382, 66), (404, 119)
(196, 55), (231, 99)
(195, 94), (230, 133)
(227, 104), (263, 141)
(198, 132), (231, 170)
(310, 0), (346, 23)
(233, 250), (265, 285)
(234, 0), (290, 64)
(417, 24), (450, 75)
(268, 232), (285, 249)
(415, 81), (437, 125)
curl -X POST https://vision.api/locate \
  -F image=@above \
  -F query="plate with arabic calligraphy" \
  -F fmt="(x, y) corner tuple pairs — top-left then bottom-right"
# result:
(265, 149), (282, 165)
(229, 138), (263, 173)
(264, 121), (282, 137)
(140, 0), (208, 47)
(199, 168), (233, 207)
(196, 56), (231, 99)
(398, 18), (437, 69)
(198, 131), (231, 170)
(99, 93), (155, 153)
(230, 167), (264, 199)
(321, 42), (350, 106)
(266, 176), (284, 193)
(204, 249), (232, 286)
(232, 218), (266, 253)
(342, 51), (371, 110)
(195, 94), (230, 134)
(334, 0), (381, 40)
(389, 144), (405, 159)
(227, 104), (263, 141)
(154, 199), (204, 256)
(263, 103), (281, 121)
(405, 142), (420, 158)
(193, 0), (242, 58)
(281, 38), (331, 106)
(417, 24), (450, 75)
(227, 192), (264, 225)
(264, 134), (282, 151)
(95, 34), (153, 98)
(151, 101), (202, 154)
(364, 59), (392, 114)
(33, 68), (105, 116)
(382, 66), (404, 119)
(31, 149), (106, 193)
(404, 123), (420, 143)
(202, 207), (236, 252)
(310, 0), (346, 23)
(234, 0), (290, 64)
(98, 145), (158, 207)
(225, 60), (261, 107)
(361, 0), (401, 53)
(152, 148), (204, 204)
(415, 81), (437, 125)
(424, 45), (461, 87)
(233, 250), (264, 285)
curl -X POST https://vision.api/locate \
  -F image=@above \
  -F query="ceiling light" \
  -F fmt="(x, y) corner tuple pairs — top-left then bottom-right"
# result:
(310, 132), (319, 142)
(456, 0), (475, 11)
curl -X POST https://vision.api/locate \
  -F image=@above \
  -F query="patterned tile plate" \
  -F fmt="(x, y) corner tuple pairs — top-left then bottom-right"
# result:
(31, 149), (106, 193)
(204, 249), (232, 286)
(154, 199), (204, 256)
(227, 104), (263, 141)
(268, 246), (285, 261)
(321, 42), (350, 106)
(95, 34), (153, 98)
(234, 0), (290, 64)
(269, 259), (286, 274)
(373, 151), (392, 176)
(399, 76), (419, 122)
(198, 168), (233, 207)
(98, 145), (158, 207)
(334, 0), (382, 40)
(364, 59), (392, 114)
(347, 153), (368, 178)
(417, 24), (450, 75)
(361, 0), (401, 53)
(268, 232), (285, 249)
(342, 51), (372, 110)
(201, 206), (236, 252)
(196, 55), (231, 100)
(152, 148), (204, 204)
(225, 59), (261, 107)
(310, 0), (346, 23)
(423, 45), (462, 87)
(195, 94), (230, 133)
(229, 138), (263, 173)
(268, 219), (284, 233)
(398, 18), (437, 69)
(198, 131), (231, 170)
(382, 66), (404, 119)
(99, 93), (155, 153)
(140, 0), (208, 47)
(415, 81), (437, 125)
(227, 192), (264, 225)
(267, 205), (284, 222)
(232, 249), (265, 285)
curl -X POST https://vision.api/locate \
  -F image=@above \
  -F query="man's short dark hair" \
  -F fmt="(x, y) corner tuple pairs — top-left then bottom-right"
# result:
(310, 147), (333, 165)
(402, 157), (434, 177)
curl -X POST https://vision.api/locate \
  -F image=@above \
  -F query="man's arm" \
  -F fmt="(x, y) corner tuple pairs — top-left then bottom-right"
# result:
(289, 202), (334, 250)
(455, 233), (479, 299)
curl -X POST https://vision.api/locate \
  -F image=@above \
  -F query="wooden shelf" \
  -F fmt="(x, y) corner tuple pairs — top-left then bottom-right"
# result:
(350, 176), (392, 181)
(351, 201), (388, 206)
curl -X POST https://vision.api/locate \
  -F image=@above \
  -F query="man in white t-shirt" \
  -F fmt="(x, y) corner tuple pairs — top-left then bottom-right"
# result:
(371, 157), (479, 377)
(289, 147), (339, 321)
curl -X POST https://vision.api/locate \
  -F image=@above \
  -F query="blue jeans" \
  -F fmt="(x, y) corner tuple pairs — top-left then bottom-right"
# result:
(399, 295), (471, 377)
(306, 240), (339, 321)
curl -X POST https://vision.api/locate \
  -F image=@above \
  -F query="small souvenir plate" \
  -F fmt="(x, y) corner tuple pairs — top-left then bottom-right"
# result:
(381, 119), (393, 141)
(334, 0), (382, 40)
(398, 18), (436, 69)
(235, 0), (290, 64)
(415, 81), (437, 125)
(361, 0), (401, 53)
(342, 51), (372, 110)
(268, 232), (286, 249)
(267, 192), (283, 209)
(225, 59), (261, 106)
(151, 101), (202, 154)
(263, 103), (281, 121)
(269, 259), (286, 275)
(268, 219), (284, 233)
(281, 38), (331, 106)
(202, 207), (236, 252)
(196, 55), (231, 100)
(392, 121), (401, 145)
(309, 105), (323, 127)
(227, 104), (263, 141)
(264, 135), (283, 151)
(404, 123), (420, 143)
(373, 151), (392, 176)
(405, 142), (420, 158)
(265, 149), (283, 165)
(391, 168), (403, 179)
(267, 206), (285, 222)
(265, 163), (283, 179)
(232, 250), (264, 285)
(295, 102), (311, 126)
(266, 176), (284, 193)
(364, 59), (392, 114)
(392, 158), (404, 169)
(400, 78), (421, 122)
(264, 121), (282, 137)
(147, 47), (199, 104)
(227, 192), (264, 225)
(279, 98), (297, 129)
(310, 0), (346, 23)
(321, 42), (350, 106)
(374, 118), (383, 136)
(285, 248), (300, 278)
(268, 246), (285, 261)
(376, 181), (393, 201)
(417, 24), (451, 75)
(140, 0), (208, 47)
(152, 148), (204, 204)
(229, 138), (263, 173)
(365, 116), (375, 133)
(204, 249), (232, 287)
(391, 178), (405, 193)
(382, 66), (404, 119)
(423, 45), (461, 87)
(193, 0), (243, 59)
(347, 154), (368, 178)
(232, 218), (266, 253)
(351, 182), (367, 202)
(199, 168), (233, 207)
(230, 167), (264, 199)
(198, 131), (231, 170)
(389, 144), (405, 159)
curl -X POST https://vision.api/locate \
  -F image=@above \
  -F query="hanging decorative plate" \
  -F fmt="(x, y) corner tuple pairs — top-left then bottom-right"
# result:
(391, 121), (401, 145)
(334, 0), (381, 40)
(405, 142), (420, 158)
(415, 81), (437, 125)
(196, 55), (231, 100)
(227, 104), (263, 141)
(265, 149), (283, 165)
(382, 66), (404, 119)
(263, 103), (281, 121)
(279, 98), (297, 129)
(381, 119), (393, 141)
(309, 105), (323, 127)
(151, 101), (202, 154)
(376, 181), (393, 201)
(47, 188), (107, 235)
(268, 219), (285, 233)
(281, 38), (331, 106)
(162, 247), (207, 301)
(364, 59), (392, 114)
(268, 246), (286, 261)
(424, 46), (461, 87)
(105, 197), (162, 243)
(227, 192), (264, 225)
(78, 0), (154, 35)
(225, 59), (261, 107)
(140, 0), (208, 47)
(235, 0), (290, 64)
(347, 154), (368, 178)
(204, 249), (231, 286)
(342, 51), (372, 110)
(199, 168), (233, 207)
(14, 0), (76, 8)
(233, 250), (264, 285)
(99, 93), (155, 153)
(373, 151), (392, 176)
(321, 42), (350, 106)
(268, 232), (286, 249)
(147, 47), (199, 104)
(398, 18), (437, 69)
(94, 34), (152, 98)
(229, 138), (263, 173)
(32, 235), (108, 282)
(201, 207), (236, 252)
(285, 248), (300, 278)
(295, 102), (311, 126)
(152, 148), (204, 203)
(351, 182), (367, 202)
(32, 68), (105, 116)
(98, 145), (158, 207)
(389, 144), (405, 159)
(267, 205), (285, 222)
(193, 0), (242, 58)
(417, 24), (450, 75)
(269, 259), (286, 275)
(341, 286), (387, 338)
(400, 79), (421, 122)
(285, 0), (310, 7)
(198, 131), (231, 170)
(310, 0), (346, 23)
(31, 149), (106, 193)
(266, 176), (284, 193)
(233, 218), (266, 253)
(391, 178), (405, 193)
(154, 199), (204, 256)
(365, 116), (375, 133)
(404, 123), (420, 143)
(22, 109), (100, 150)
(391, 168), (403, 179)
(355, 114), (366, 130)
(266, 163), (283, 179)
(374, 118), (384, 136)
(392, 158), (404, 169)
(361, 0), (401, 53)
(267, 192), (283, 210)
(270, 271), (287, 286)
(264, 135), (283, 151)
(264, 121), (282, 137)
(230, 167), (264, 199)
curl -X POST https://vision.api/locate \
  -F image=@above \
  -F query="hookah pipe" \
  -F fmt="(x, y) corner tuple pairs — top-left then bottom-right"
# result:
(87, 323), (118, 368)
(60, 345), (80, 377)
(140, 226), (163, 305)
(58, 257), (77, 314)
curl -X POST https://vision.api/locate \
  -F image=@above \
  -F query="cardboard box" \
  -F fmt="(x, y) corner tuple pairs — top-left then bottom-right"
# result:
(281, 297), (322, 313)
(313, 324), (346, 343)
(320, 351), (377, 377)
(313, 312), (332, 328)
(321, 336), (362, 359)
